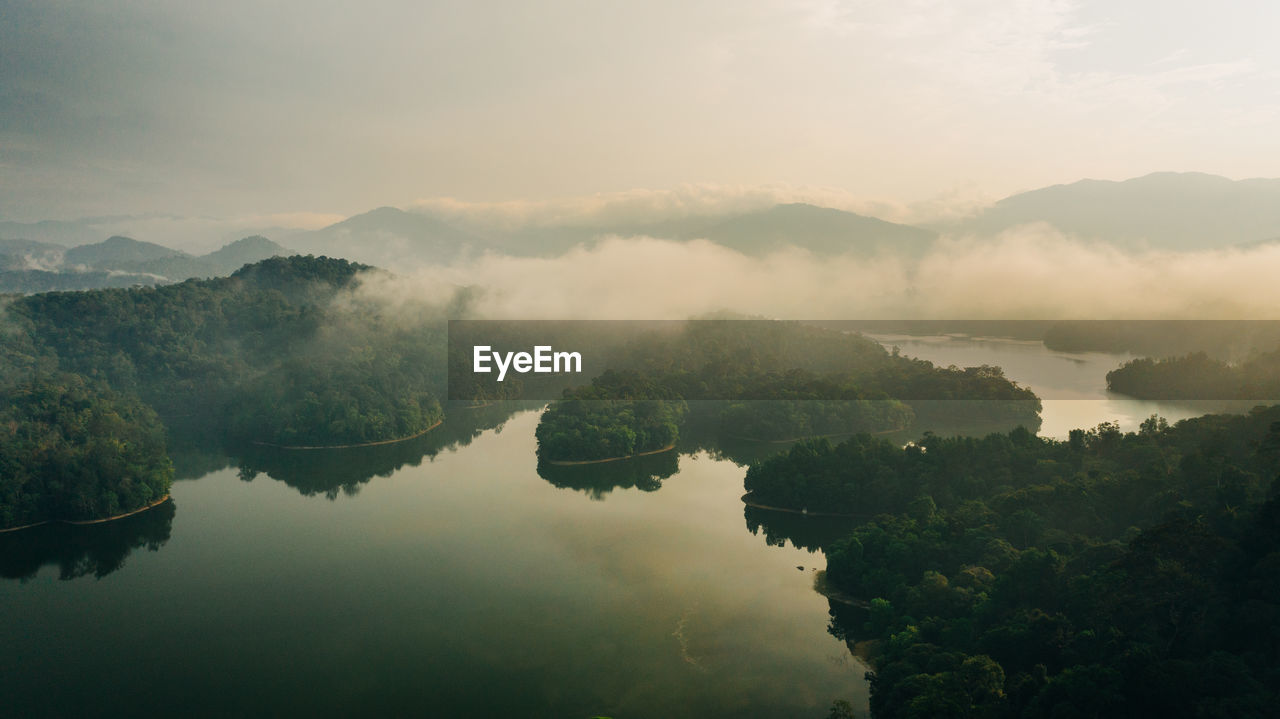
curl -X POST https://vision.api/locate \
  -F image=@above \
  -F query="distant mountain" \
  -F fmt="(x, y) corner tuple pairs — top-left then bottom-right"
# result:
(484, 214), (730, 256)
(287, 207), (494, 266)
(482, 203), (937, 257)
(692, 203), (937, 256)
(0, 235), (294, 294)
(132, 235), (293, 279)
(0, 239), (65, 271)
(959, 172), (1280, 249)
(203, 235), (291, 273)
(0, 219), (101, 247)
(64, 236), (185, 269)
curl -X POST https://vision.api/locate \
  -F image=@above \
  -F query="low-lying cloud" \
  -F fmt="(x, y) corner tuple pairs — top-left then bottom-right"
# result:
(350, 225), (1280, 321)
(411, 184), (986, 232)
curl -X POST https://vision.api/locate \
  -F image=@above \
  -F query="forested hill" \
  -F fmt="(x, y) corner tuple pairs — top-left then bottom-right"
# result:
(1, 255), (446, 528)
(534, 321), (1042, 462)
(1106, 348), (1280, 400)
(748, 407), (1280, 717)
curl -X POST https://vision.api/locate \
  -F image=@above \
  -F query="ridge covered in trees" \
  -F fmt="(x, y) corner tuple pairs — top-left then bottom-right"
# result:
(1106, 348), (1280, 400)
(1, 255), (446, 527)
(0, 374), (172, 529)
(535, 321), (1040, 462)
(747, 407), (1280, 717)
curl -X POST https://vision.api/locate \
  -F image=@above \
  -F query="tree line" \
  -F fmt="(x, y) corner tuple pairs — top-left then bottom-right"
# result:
(747, 407), (1280, 717)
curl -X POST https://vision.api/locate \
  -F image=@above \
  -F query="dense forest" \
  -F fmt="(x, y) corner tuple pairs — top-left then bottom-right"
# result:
(536, 395), (685, 462)
(1107, 348), (1280, 400)
(535, 321), (1039, 462)
(0, 373), (172, 529)
(1042, 320), (1280, 360)
(1, 255), (447, 527)
(7, 252), (448, 442)
(747, 407), (1280, 717)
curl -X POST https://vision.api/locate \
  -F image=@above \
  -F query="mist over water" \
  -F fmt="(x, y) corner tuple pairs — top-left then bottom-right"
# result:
(349, 228), (1280, 321)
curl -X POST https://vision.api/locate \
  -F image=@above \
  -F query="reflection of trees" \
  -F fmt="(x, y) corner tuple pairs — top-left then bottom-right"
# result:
(536, 449), (679, 500)
(165, 413), (235, 480)
(744, 505), (860, 554)
(825, 596), (872, 654)
(232, 402), (539, 499)
(0, 500), (175, 581)
(906, 400), (1042, 436)
(680, 399), (1044, 467)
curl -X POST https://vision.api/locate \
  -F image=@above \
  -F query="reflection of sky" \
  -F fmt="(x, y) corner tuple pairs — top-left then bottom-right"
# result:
(0, 411), (865, 717)
(869, 334), (1261, 439)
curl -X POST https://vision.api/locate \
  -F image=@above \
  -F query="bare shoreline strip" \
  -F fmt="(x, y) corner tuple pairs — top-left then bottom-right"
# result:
(0, 494), (172, 534)
(249, 419), (443, 451)
(544, 443), (676, 466)
(740, 492), (865, 518)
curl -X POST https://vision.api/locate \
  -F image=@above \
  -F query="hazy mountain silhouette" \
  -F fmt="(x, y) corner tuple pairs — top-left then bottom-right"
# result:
(131, 236), (292, 279)
(693, 203), (937, 256)
(287, 207), (494, 266)
(0, 239), (65, 271)
(484, 203), (936, 257)
(64, 236), (185, 269)
(0, 236), (294, 293)
(203, 236), (291, 272)
(960, 172), (1280, 249)
(0, 219), (101, 247)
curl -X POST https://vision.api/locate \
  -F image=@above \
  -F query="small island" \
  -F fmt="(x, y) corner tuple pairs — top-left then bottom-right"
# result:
(532, 320), (1041, 464)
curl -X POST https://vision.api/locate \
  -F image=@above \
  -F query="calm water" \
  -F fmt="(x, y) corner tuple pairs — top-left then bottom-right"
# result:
(1, 336), (1259, 718)
(867, 333), (1258, 439)
(0, 409), (865, 719)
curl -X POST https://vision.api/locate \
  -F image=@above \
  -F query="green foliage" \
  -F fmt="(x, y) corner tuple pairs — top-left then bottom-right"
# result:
(1107, 348), (1280, 399)
(8, 255), (446, 446)
(535, 320), (1039, 462)
(1, 255), (453, 522)
(794, 406), (1280, 717)
(0, 373), (172, 528)
(535, 396), (684, 462)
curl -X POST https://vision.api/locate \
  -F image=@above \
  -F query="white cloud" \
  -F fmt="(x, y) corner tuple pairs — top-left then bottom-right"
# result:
(351, 228), (1280, 321)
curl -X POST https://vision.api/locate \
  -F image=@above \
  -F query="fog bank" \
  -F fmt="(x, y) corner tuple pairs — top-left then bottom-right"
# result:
(349, 226), (1280, 321)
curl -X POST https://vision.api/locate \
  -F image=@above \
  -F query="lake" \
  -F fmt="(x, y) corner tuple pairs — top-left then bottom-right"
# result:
(1, 334), (1258, 718)
(866, 333), (1259, 439)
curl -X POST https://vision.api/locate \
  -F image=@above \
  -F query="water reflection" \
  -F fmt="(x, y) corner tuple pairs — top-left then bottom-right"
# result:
(232, 402), (539, 498)
(155, 410), (237, 480)
(536, 448), (680, 499)
(679, 403), (1040, 472)
(744, 504), (861, 554)
(826, 596), (875, 665)
(0, 500), (175, 581)
(0, 409), (870, 717)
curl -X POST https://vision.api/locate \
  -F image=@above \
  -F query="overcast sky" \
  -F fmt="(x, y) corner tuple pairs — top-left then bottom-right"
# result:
(2, 0), (1278, 223)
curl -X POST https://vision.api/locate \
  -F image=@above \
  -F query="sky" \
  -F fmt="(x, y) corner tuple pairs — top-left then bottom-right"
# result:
(2, 0), (1278, 224)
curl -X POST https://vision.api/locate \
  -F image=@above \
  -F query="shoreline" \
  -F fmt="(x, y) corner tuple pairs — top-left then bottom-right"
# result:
(543, 443), (677, 466)
(740, 492), (866, 518)
(813, 571), (871, 609)
(0, 493), (172, 534)
(249, 419), (443, 450)
(726, 424), (908, 444)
